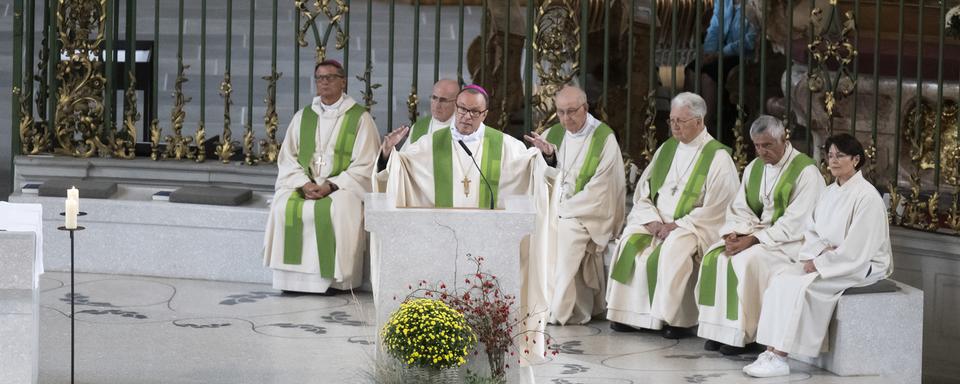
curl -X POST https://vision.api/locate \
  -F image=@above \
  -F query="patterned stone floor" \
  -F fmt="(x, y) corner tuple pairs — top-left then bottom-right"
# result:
(37, 271), (894, 384)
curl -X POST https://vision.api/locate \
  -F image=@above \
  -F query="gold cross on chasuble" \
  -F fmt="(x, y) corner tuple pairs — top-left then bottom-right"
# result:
(461, 176), (471, 197)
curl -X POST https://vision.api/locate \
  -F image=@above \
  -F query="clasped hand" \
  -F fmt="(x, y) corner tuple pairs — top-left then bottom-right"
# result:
(644, 221), (678, 240)
(723, 233), (759, 256)
(301, 181), (332, 200)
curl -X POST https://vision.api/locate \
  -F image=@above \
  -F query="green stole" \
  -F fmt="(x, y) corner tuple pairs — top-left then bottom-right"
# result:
(698, 152), (815, 320)
(409, 116), (432, 144)
(544, 123), (614, 194)
(610, 137), (730, 306)
(282, 104), (365, 278)
(432, 126), (503, 209)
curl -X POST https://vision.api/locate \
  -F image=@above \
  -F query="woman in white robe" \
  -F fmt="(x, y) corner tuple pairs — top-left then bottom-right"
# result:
(743, 133), (893, 378)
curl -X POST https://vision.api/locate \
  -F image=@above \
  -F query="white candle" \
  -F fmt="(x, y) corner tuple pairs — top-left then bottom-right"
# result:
(65, 198), (79, 229)
(67, 186), (79, 201)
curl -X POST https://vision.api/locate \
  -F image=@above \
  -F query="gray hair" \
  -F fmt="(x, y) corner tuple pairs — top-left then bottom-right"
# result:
(749, 115), (787, 140)
(670, 92), (708, 119)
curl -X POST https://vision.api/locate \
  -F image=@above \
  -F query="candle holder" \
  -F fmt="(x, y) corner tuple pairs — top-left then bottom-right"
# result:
(57, 212), (86, 384)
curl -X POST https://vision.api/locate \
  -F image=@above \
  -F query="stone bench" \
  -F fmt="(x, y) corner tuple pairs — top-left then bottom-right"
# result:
(9, 186), (273, 284)
(604, 241), (922, 383)
(795, 279), (923, 384)
(0, 231), (40, 384)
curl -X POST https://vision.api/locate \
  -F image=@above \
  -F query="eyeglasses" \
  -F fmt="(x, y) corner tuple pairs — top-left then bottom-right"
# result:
(455, 104), (487, 119)
(826, 152), (851, 160)
(667, 116), (700, 127)
(430, 95), (455, 104)
(556, 105), (585, 117)
(314, 74), (344, 82)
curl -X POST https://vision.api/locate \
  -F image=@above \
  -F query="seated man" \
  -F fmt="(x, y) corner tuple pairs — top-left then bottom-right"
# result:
(401, 79), (459, 149)
(262, 60), (380, 294)
(695, 115), (824, 355)
(524, 85), (626, 325)
(606, 92), (739, 339)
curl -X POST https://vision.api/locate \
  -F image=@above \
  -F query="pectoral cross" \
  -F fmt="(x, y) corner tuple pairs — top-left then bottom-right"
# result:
(461, 176), (472, 197)
(670, 185), (679, 196)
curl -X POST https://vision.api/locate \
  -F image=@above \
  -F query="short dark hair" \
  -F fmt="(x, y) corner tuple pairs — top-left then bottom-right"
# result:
(314, 59), (345, 78)
(824, 133), (866, 170)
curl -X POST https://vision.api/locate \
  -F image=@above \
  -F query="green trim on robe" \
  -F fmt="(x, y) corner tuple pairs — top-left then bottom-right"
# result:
(282, 104), (365, 278)
(575, 124), (613, 193)
(478, 127), (504, 209)
(645, 244), (663, 304)
(409, 116), (432, 144)
(648, 138), (679, 205)
(726, 259), (739, 320)
(745, 160), (764, 218)
(432, 128), (455, 207)
(610, 233), (653, 284)
(432, 127), (504, 209)
(772, 153), (815, 223)
(610, 138), (729, 285)
(697, 246), (740, 320)
(697, 246), (725, 306)
(545, 124), (565, 148)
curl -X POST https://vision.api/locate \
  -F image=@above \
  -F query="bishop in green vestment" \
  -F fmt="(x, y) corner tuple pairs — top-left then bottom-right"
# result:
(263, 60), (380, 294)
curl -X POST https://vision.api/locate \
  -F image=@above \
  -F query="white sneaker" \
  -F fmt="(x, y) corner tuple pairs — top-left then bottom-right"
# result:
(742, 351), (772, 374)
(744, 352), (790, 378)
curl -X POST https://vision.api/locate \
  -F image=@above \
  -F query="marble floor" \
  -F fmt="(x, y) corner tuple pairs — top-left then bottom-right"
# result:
(36, 271), (894, 384)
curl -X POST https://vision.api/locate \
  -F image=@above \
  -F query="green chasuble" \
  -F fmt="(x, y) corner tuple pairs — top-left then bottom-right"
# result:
(431, 127), (504, 209)
(282, 104), (365, 278)
(610, 138), (730, 305)
(698, 152), (815, 320)
(409, 116), (432, 145)
(544, 123), (615, 194)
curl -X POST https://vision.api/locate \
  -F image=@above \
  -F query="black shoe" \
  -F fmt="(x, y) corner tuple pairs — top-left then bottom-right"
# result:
(704, 339), (723, 351)
(609, 321), (638, 333)
(718, 344), (746, 355)
(279, 290), (302, 296)
(316, 288), (337, 296)
(719, 342), (764, 356)
(661, 325), (690, 339)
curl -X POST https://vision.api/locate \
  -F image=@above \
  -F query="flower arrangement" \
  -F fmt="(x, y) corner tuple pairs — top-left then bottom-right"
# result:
(948, 5), (960, 39)
(380, 298), (477, 370)
(398, 255), (557, 382)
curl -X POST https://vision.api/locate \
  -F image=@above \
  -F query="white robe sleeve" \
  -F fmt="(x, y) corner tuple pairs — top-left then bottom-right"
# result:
(753, 165), (825, 246)
(812, 192), (889, 280)
(624, 146), (667, 227)
(275, 109), (313, 191)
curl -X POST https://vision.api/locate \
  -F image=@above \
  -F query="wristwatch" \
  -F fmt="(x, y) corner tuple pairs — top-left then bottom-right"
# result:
(327, 182), (340, 193)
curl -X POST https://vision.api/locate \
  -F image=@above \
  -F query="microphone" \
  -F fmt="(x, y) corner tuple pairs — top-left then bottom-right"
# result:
(458, 139), (496, 210)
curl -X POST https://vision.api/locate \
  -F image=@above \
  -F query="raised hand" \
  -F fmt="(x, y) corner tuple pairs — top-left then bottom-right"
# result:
(523, 131), (555, 157)
(381, 125), (411, 157)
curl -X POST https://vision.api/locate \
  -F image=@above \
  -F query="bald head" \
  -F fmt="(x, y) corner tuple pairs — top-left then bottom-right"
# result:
(554, 85), (589, 133)
(430, 79), (460, 122)
(555, 85), (588, 106)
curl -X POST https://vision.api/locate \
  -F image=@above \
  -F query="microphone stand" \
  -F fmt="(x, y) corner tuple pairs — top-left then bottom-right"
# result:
(458, 139), (496, 210)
